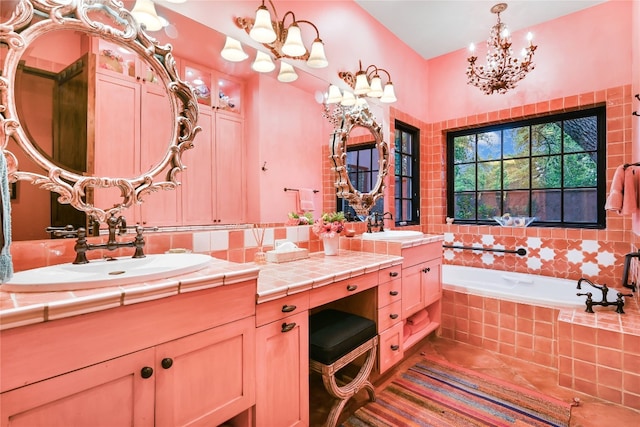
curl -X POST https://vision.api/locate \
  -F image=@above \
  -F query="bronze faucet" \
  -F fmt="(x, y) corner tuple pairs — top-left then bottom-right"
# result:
(366, 212), (394, 233)
(72, 214), (146, 264)
(576, 277), (633, 314)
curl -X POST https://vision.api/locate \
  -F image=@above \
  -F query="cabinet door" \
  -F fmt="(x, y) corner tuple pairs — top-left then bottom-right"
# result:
(139, 82), (179, 226)
(423, 259), (442, 307)
(256, 311), (309, 427)
(215, 113), (244, 223)
(155, 316), (256, 427)
(181, 107), (214, 225)
(93, 72), (140, 221)
(378, 321), (404, 374)
(401, 263), (425, 318)
(0, 348), (155, 427)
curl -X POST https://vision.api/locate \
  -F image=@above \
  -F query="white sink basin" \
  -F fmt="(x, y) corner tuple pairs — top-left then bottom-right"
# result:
(361, 230), (424, 240)
(2, 253), (214, 292)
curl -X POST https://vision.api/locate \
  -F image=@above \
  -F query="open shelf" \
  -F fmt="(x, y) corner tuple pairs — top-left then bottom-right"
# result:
(403, 320), (440, 350)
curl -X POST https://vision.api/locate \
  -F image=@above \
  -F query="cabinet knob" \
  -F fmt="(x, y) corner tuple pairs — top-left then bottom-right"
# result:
(282, 304), (297, 313)
(422, 267), (431, 273)
(161, 358), (173, 369)
(140, 366), (154, 378)
(389, 271), (399, 277)
(281, 322), (297, 333)
(346, 284), (358, 291)
(390, 344), (400, 351)
(389, 290), (399, 296)
(390, 313), (399, 320)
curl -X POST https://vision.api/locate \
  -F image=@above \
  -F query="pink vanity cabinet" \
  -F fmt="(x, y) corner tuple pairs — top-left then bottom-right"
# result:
(180, 61), (246, 225)
(401, 241), (443, 350)
(0, 280), (256, 427)
(255, 292), (310, 427)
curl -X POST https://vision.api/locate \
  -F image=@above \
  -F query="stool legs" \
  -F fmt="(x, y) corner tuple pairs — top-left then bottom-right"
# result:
(310, 336), (378, 427)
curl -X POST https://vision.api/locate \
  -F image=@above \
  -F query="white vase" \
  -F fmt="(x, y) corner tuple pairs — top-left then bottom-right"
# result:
(323, 235), (340, 256)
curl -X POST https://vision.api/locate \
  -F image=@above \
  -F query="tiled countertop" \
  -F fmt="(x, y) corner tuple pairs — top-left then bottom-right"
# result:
(254, 249), (403, 303)
(0, 248), (407, 330)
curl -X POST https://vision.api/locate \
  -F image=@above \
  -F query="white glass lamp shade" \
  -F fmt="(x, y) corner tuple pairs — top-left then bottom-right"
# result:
(221, 36), (249, 62)
(367, 75), (384, 97)
(277, 62), (298, 82)
(131, 0), (163, 32)
(326, 85), (342, 104)
(252, 51), (275, 73)
(353, 72), (370, 95)
(340, 91), (356, 106)
(281, 24), (306, 57)
(380, 82), (397, 103)
(355, 97), (369, 108)
(250, 5), (277, 43)
(306, 39), (328, 68)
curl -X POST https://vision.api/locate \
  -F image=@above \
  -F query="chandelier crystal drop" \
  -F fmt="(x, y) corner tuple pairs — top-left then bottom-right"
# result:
(466, 3), (537, 95)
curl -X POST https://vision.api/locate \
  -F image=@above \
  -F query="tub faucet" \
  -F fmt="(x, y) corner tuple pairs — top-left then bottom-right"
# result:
(576, 277), (633, 314)
(72, 214), (146, 264)
(621, 251), (639, 292)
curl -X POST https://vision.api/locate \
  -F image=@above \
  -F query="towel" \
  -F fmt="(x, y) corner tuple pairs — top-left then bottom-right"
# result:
(605, 165), (639, 215)
(406, 309), (429, 325)
(0, 151), (13, 283)
(298, 188), (315, 213)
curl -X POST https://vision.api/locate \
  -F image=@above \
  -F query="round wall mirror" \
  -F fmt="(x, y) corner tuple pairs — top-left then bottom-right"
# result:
(0, 0), (200, 225)
(327, 105), (389, 217)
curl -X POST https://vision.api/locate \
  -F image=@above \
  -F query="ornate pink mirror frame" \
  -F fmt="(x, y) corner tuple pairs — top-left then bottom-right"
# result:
(0, 0), (200, 223)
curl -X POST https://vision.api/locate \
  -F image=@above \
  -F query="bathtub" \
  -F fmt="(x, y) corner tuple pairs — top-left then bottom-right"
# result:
(442, 265), (585, 308)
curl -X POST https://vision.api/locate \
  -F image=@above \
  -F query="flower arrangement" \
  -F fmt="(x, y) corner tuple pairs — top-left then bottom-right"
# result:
(287, 211), (314, 225)
(312, 211), (345, 238)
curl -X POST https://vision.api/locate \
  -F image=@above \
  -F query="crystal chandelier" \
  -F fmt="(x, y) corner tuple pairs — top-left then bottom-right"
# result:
(466, 3), (537, 95)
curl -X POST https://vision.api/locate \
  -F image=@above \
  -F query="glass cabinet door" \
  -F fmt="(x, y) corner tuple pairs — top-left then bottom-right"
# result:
(183, 63), (212, 108)
(215, 73), (242, 116)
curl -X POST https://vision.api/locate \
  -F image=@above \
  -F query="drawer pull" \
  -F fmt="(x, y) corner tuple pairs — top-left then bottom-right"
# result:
(422, 267), (431, 273)
(161, 358), (173, 369)
(281, 322), (297, 333)
(140, 366), (153, 379)
(389, 290), (399, 296)
(389, 271), (399, 277)
(390, 344), (400, 351)
(346, 284), (358, 291)
(389, 313), (399, 320)
(282, 304), (297, 313)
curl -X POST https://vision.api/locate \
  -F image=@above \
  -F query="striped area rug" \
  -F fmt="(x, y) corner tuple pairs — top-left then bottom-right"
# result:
(342, 356), (573, 427)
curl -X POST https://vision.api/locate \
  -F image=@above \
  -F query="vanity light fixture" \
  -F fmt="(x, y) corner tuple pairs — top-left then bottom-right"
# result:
(466, 3), (537, 95)
(221, 36), (249, 62)
(235, 0), (328, 68)
(130, 0), (163, 31)
(338, 61), (397, 104)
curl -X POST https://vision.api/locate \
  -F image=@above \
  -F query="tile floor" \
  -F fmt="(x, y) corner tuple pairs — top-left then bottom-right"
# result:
(310, 336), (640, 426)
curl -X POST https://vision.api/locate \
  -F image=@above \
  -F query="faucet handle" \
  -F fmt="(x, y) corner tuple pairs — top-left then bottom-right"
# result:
(46, 225), (79, 238)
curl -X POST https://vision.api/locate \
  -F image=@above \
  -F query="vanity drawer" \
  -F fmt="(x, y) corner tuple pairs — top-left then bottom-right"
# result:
(256, 293), (310, 327)
(378, 321), (404, 374)
(309, 272), (378, 308)
(377, 300), (402, 332)
(378, 266), (401, 285)
(377, 278), (401, 307)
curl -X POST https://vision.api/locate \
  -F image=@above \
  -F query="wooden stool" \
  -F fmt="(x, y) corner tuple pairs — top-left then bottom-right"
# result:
(309, 309), (378, 427)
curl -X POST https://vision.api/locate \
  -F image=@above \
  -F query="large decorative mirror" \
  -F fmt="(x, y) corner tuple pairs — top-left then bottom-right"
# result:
(0, 0), (200, 226)
(325, 103), (389, 217)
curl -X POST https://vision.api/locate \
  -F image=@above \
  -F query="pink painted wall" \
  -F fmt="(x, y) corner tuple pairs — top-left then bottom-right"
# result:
(427, 1), (632, 123)
(632, 0), (640, 234)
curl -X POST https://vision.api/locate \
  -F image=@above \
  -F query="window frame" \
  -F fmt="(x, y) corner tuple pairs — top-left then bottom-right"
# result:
(394, 121), (420, 226)
(446, 105), (607, 229)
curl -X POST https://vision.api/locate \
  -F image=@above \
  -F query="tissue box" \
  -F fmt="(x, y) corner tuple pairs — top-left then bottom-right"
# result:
(265, 248), (309, 263)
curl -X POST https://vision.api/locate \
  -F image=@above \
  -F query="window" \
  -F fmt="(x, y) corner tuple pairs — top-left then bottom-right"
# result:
(337, 143), (383, 220)
(447, 106), (606, 228)
(395, 122), (420, 225)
